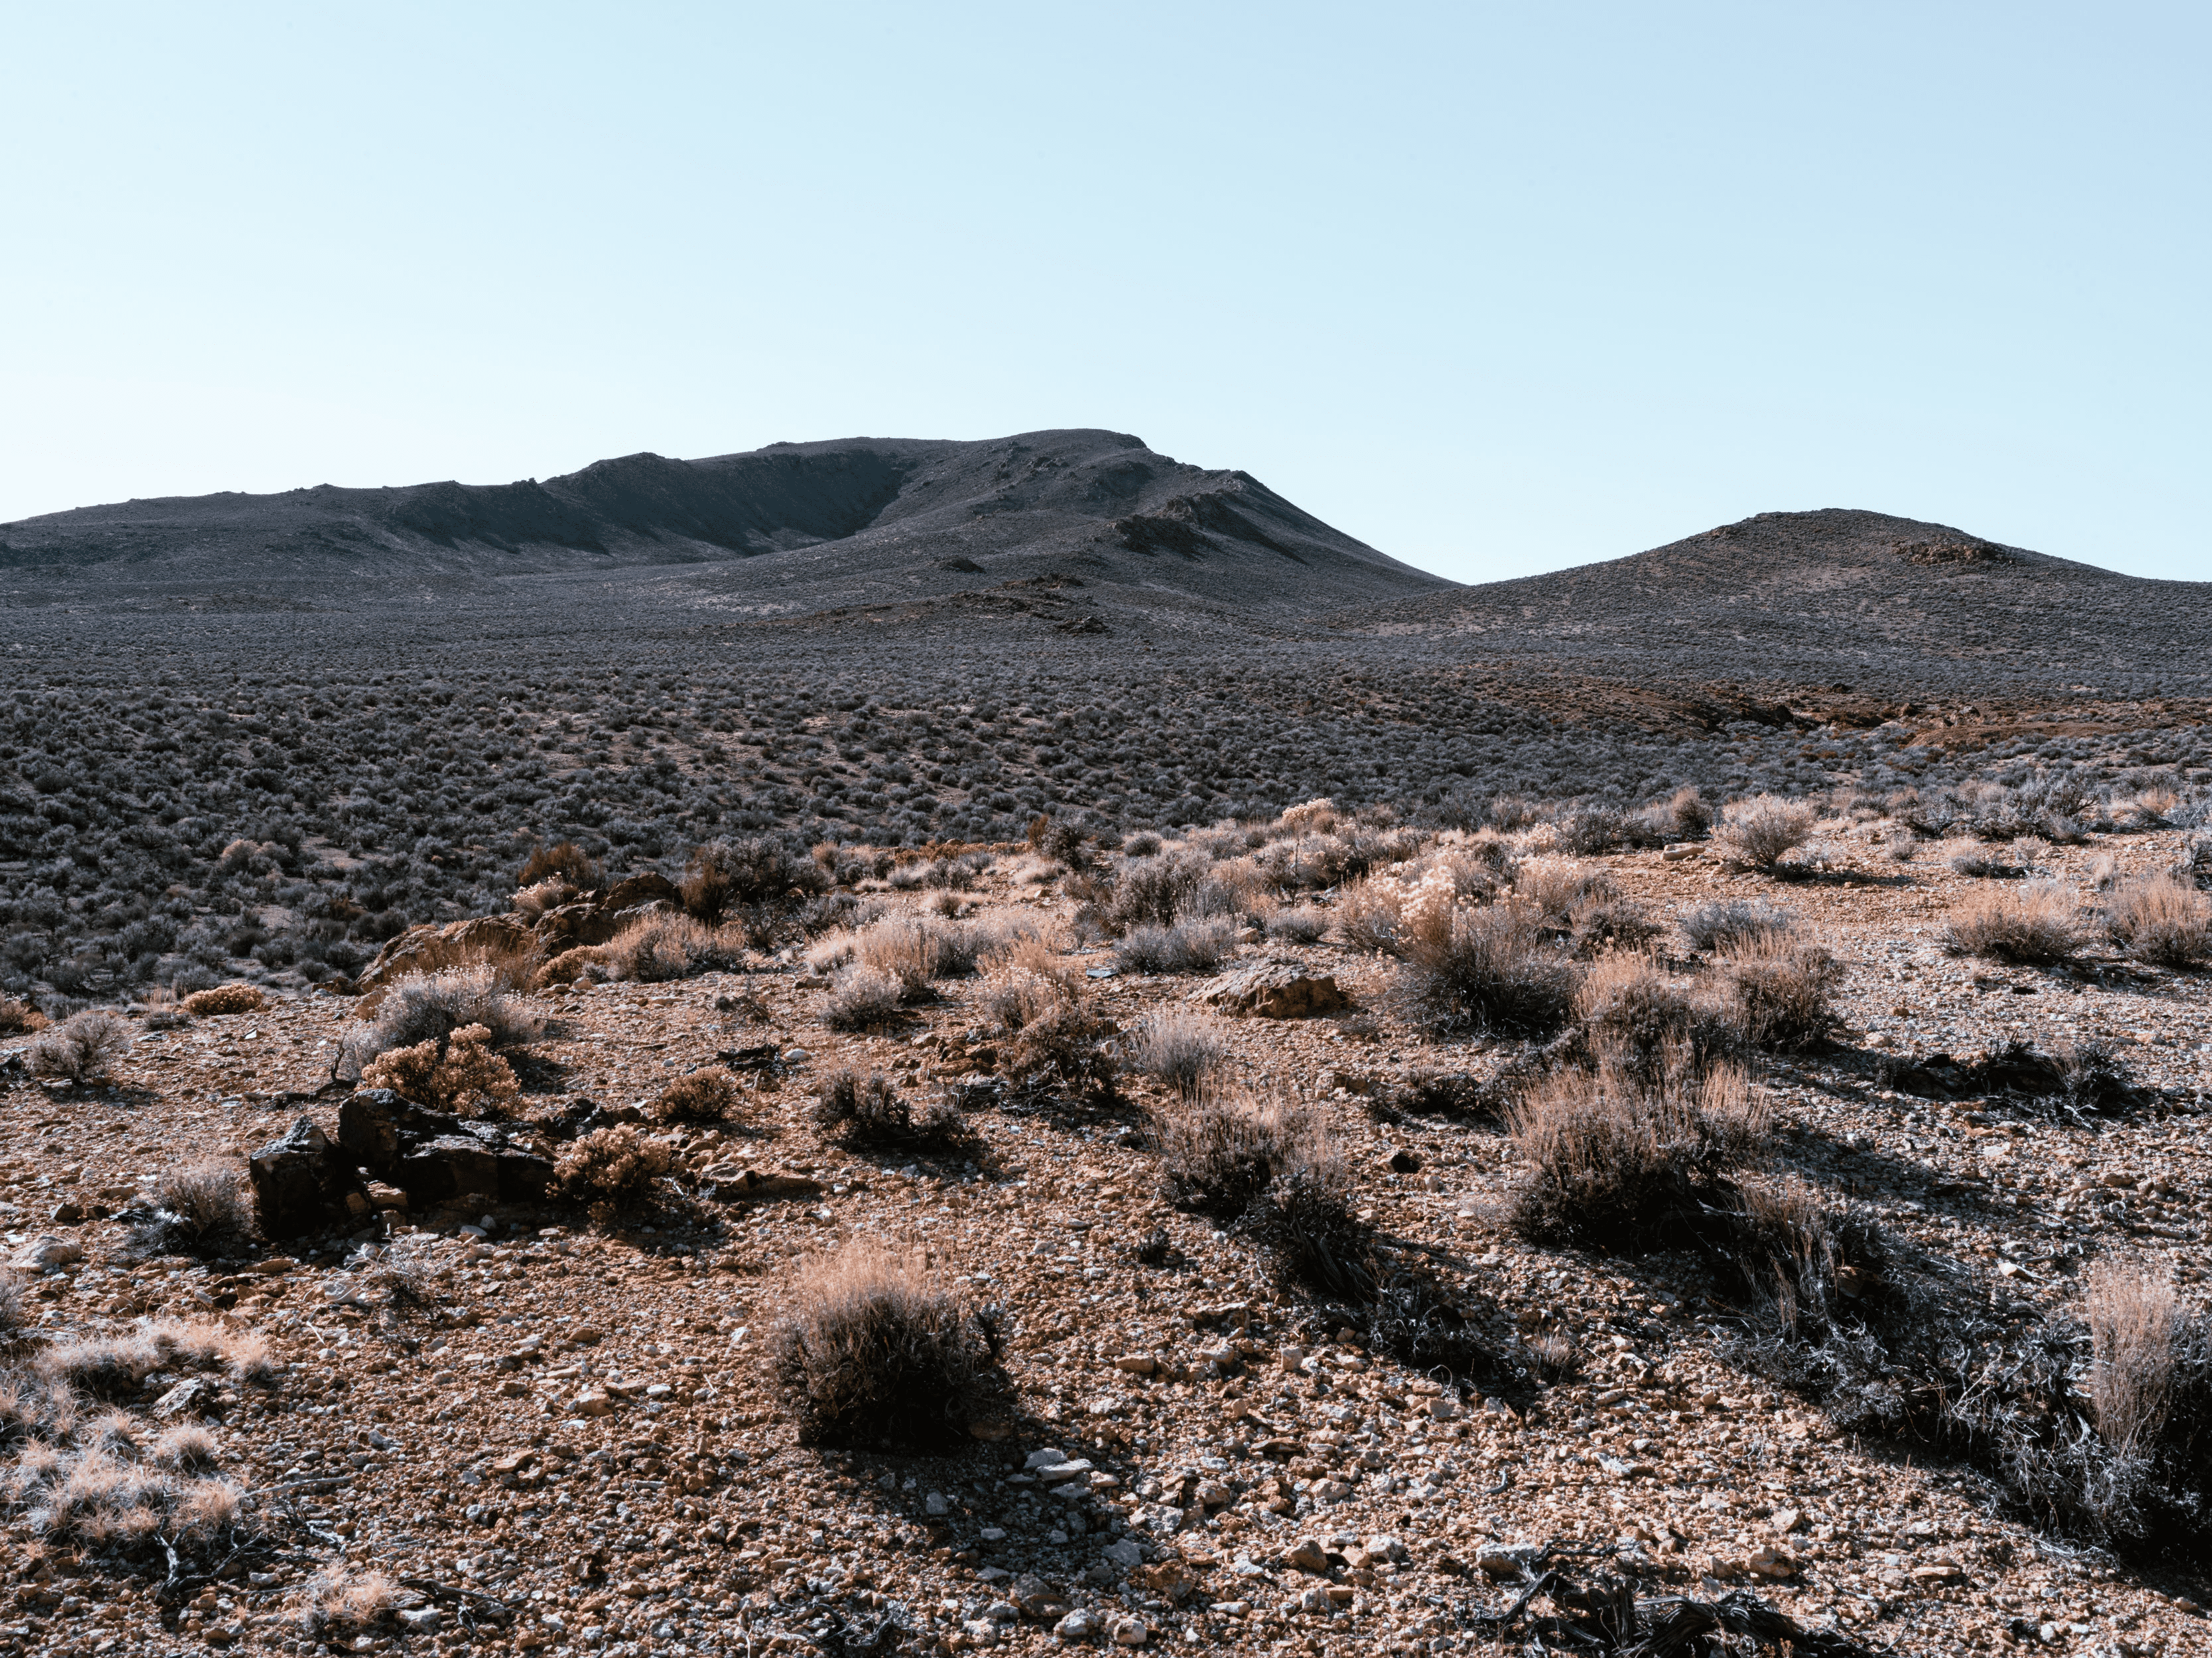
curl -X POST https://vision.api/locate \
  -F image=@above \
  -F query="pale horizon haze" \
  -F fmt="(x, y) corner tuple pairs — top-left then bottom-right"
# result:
(3, 3), (2206, 585)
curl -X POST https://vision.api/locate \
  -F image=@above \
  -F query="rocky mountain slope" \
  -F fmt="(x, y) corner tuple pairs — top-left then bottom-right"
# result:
(1348, 509), (2212, 698)
(0, 430), (1451, 619)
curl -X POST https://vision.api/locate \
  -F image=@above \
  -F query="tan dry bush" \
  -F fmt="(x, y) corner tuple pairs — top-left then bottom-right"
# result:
(341, 965), (541, 1076)
(1147, 1086), (1329, 1216)
(145, 1159), (253, 1253)
(0, 996), (49, 1034)
(2105, 876), (2212, 966)
(1512, 858), (1616, 923)
(1575, 954), (1742, 1082)
(1944, 881), (2079, 964)
(770, 1241), (1002, 1450)
(823, 965), (907, 1031)
(27, 1010), (130, 1084)
(1275, 797), (1339, 837)
(1715, 935), (1845, 1051)
(182, 982), (265, 1016)
(599, 912), (749, 982)
(982, 928), (1076, 988)
(554, 1127), (674, 1216)
(1334, 876), (1408, 954)
(1508, 1058), (1767, 1247)
(0, 1268), (28, 1347)
(1128, 1008), (1228, 1094)
(1714, 794), (1816, 870)
(1403, 899), (1581, 1037)
(519, 838), (602, 891)
(361, 1023), (521, 1116)
(651, 1066), (742, 1125)
(296, 1567), (399, 1633)
(2085, 1261), (2179, 1452)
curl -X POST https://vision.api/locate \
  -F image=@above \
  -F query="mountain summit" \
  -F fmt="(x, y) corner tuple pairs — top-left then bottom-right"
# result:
(0, 429), (1449, 614)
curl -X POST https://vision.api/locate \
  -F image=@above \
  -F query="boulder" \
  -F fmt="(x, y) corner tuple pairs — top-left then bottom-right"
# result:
(358, 915), (541, 991)
(600, 872), (681, 915)
(248, 1118), (369, 1241)
(533, 901), (626, 950)
(1195, 962), (1351, 1019)
(337, 1090), (553, 1206)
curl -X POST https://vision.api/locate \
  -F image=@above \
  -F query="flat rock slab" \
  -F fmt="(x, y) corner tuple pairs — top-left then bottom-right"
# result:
(1195, 962), (1352, 1019)
(709, 1169), (824, 1204)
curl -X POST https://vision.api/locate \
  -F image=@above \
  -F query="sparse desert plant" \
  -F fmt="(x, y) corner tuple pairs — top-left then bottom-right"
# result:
(2085, 1261), (2179, 1452)
(999, 997), (1120, 1098)
(1945, 881), (2080, 964)
(1113, 919), (1234, 974)
(182, 982), (265, 1016)
(2105, 876), (2212, 966)
(1104, 851), (1209, 932)
(1679, 899), (1797, 954)
(1715, 936), (1845, 1051)
(1334, 877), (1407, 954)
(1574, 953), (1741, 1082)
(1264, 905), (1331, 944)
(770, 1241), (1003, 1450)
(810, 1068), (966, 1149)
(1276, 798), (1338, 837)
(1507, 1059), (1767, 1249)
(340, 964), (541, 1076)
(0, 995), (46, 1034)
(139, 1159), (253, 1255)
(651, 1066), (742, 1124)
(679, 835), (828, 923)
(296, 1567), (399, 1634)
(1127, 1009), (1228, 1094)
(360, 1023), (521, 1116)
(598, 912), (749, 981)
(822, 964), (908, 1031)
(27, 1010), (129, 1084)
(0, 1267), (27, 1346)
(519, 839), (602, 891)
(1714, 794), (1815, 870)
(1402, 899), (1581, 1037)
(554, 1127), (675, 1217)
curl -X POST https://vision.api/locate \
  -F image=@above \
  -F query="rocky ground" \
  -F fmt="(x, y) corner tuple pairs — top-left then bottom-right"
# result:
(4, 818), (2210, 1658)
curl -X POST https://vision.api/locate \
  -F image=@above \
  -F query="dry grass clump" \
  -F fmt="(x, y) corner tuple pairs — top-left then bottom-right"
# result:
(651, 1066), (742, 1125)
(597, 912), (750, 982)
(138, 1160), (254, 1256)
(26, 1010), (129, 1084)
(0, 995), (47, 1034)
(0, 1269), (27, 1348)
(1264, 905), (1331, 944)
(360, 1023), (520, 1116)
(1507, 1058), (1767, 1249)
(11, 1439), (249, 1548)
(823, 965), (909, 1031)
(519, 839), (602, 891)
(1403, 899), (1580, 1037)
(2104, 876), (2212, 966)
(181, 982), (265, 1016)
(1127, 1009), (1228, 1094)
(1574, 954), (1742, 1083)
(1713, 794), (1815, 870)
(1334, 877), (1409, 954)
(553, 1127), (675, 1218)
(1944, 881), (2080, 964)
(34, 1318), (271, 1397)
(1114, 919), (1234, 974)
(1679, 899), (1796, 954)
(340, 964), (541, 1076)
(1147, 1086), (1370, 1297)
(295, 1567), (400, 1634)
(2085, 1261), (2180, 1452)
(1715, 936), (1845, 1051)
(770, 1241), (1003, 1450)
(810, 1068), (966, 1150)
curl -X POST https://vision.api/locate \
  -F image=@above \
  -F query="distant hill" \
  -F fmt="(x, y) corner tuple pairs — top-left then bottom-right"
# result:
(1349, 508), (2212, 697)
(0, 429), (1451, 617)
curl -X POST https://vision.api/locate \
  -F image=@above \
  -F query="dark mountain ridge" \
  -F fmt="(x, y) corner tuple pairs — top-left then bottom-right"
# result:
(0, 429), (1449, 616)
(1347, 507), (2212, 696)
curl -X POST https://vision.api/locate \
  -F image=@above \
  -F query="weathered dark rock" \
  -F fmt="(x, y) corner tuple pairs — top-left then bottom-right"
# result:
(248, 1117), (368, 1240)
(1197, 962), (1352, 1019)
(338, 1089), (554, 1206)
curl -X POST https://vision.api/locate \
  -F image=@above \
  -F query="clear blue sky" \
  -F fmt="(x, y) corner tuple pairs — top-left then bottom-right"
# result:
(5, 3), (2205, 584)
